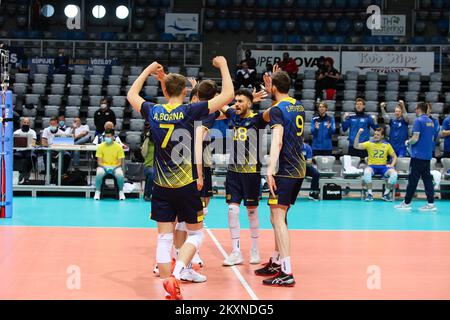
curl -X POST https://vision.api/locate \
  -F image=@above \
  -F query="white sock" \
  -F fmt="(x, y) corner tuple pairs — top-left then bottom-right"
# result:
(384, 187), (391, 195)
(228, 204), (240, 252)
(280, 256), (292, 274)
(172, 261), (185, 280)
(367, 189), (372, 195)
(247, 207), (259, 251)
(272, 251), (280, 264)
(203, 207), (208, 216)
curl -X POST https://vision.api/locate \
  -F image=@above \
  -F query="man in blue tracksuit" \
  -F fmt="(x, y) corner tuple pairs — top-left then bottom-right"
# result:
(395, 102), (437, 212)
(427, 103), (440, 158)
(442, 115), (450, 158)
(380, 100), (409, 157)
(342, 98), (378, 158)
(302, 142), (321, 201)
(311, 101), (335, 156)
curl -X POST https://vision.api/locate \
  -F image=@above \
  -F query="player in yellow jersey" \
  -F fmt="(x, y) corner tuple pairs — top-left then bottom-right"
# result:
(353, 127), (398, 202)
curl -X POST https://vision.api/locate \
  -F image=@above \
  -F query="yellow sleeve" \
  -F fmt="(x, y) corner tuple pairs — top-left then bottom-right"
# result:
(118, 145), (125, 159)
(95, 144), (103, 158)
(360, 142), (370, 150)
(387, 144), (395, 157)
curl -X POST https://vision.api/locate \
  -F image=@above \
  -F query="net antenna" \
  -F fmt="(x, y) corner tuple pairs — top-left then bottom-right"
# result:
(0, 47), (9, 93)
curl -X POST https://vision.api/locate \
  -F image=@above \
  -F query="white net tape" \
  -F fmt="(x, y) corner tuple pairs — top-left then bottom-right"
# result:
(0, 48), (9, 93)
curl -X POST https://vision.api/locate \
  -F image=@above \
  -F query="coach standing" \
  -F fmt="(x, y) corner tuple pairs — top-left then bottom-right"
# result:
(395, 102), (437, 212)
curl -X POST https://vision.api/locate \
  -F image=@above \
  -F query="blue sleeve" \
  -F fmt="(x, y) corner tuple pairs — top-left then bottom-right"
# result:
(140, 101), (154, 121)
(201, 111), (220, 129)
(306, 145), (313, 160)
(269, 107), (284, 127)
(444, 118), (450, 130)
(311, 118), (317, 136)
(329, 117), (336, 135)
(412, 118), (421, 133)
(369, 116), (378, 130)
(225, 107), (236, 119)
(342, 116), (350, 132)
(187, 101), (210, 120)
(434, 119), (440, 138)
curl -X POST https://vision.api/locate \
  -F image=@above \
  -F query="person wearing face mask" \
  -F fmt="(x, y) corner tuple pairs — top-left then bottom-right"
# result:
(58, 115), (68, 132)
(41, 117), (72, 175)
(94, 129), (126, 201)
(54, 48), (69, 74)
(67, 117), (91, 167)
(311, 102), (335, 156)
(13, 117), (37, 183)
(92, 121), (124, 146)
(342, 98), (378, 159)
(94, 98), (116, 135)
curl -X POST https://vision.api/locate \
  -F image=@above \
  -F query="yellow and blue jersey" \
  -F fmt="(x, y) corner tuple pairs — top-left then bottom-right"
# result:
(360, 140), (396, 166)
(141, 101), (210, 188)
(269, 97), (306, 179)
(200, 111), (220, 168)
(225, 108), (268, 173)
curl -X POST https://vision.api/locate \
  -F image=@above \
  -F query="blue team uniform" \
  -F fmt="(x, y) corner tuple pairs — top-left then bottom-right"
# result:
(311, 114), (335, 152)
(342, 113), (378, 146)
(388, 117), (409, 157)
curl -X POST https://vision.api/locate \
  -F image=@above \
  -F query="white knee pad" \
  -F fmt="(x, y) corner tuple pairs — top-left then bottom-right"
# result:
(185, 229), (204, 251)
(363, 168), (373, 184)
(175, 222), (186, 232)
(388, 171), (398, 185)
(156, 233), (174, 264)
(228, 204), (240, 229)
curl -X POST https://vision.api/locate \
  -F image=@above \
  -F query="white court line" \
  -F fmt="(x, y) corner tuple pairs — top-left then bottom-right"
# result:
(205, 226), (259, 301)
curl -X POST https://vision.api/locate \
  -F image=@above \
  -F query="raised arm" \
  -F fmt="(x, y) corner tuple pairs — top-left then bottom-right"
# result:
(353, 128), (366, 150)
(127, 62), (162, 112)
(380, 102), (390, 124)
(156, 67), (170, 101)
(399, 100), (408, 123)
(208, 56), (234, 113)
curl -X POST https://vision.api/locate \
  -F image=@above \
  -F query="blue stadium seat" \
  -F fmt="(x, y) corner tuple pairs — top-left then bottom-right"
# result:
(415, 20), (426, 34)
(229, 19), (242, 31)
(317, 36), (332, 44)
(100, 32), (117, 41)
(187, 33), (202, 41)
(256, 19), (269, 33)
(431, 35), (448, 44)
(270, 20), (283, 33)
(28, 31), (43, 39)
(287, 34), (301, 43)
(298, 19), (311, 34)
(160, 33), (175, 41)
(10, 31), (27, 39)
(149, 0), (160, 5)
(160, 0), (171, 7)
(218, 0), (232, 7)
(308, 0), (320, 8)
(333, 36), (346, 44)
(432, 0), (445, 8)
(71, 32), (86, 40)
(285, 20), (296, 33)
(335, 0), (347, 8)
(296, 0), (308, 8)
(271, 0), (282, 7)
(217, 19), (228, 32)
(155, 19), (165, 32)
(272, 34), (286, 43)
(348, 0), (361, 8)
(204, 20), (215, 31)
(337, 18), (352, 35)
(437, 19), (449, 35)
(243, 20), (255, 32)
(411, 36), (427, 44)
(312, 20), (324, 35)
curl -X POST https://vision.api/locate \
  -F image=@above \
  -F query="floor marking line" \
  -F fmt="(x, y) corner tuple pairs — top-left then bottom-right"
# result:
(205, 226), (259, 301)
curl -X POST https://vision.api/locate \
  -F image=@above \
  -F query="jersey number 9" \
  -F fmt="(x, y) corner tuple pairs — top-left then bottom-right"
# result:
(296, 115), (304, 137)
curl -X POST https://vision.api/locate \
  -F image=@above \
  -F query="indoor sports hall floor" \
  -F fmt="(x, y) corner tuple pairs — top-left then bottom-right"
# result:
(1, 195), (450, 300)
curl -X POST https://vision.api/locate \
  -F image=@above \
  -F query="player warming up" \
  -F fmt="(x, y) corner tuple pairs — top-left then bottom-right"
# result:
(353, 127), (398, 201)
(127, 57), (234, 300)
(256, 70), (306, 287)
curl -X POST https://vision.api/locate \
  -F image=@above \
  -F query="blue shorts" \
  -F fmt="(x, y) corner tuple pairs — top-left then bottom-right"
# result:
(268, 176), (304, 206)
(369, 165), (389, 177)
(226, 171), (261, 207)
(201, 167), (214, 198)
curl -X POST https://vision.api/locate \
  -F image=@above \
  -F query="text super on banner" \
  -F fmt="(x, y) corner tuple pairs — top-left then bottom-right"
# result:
(243, 50), (341, 74)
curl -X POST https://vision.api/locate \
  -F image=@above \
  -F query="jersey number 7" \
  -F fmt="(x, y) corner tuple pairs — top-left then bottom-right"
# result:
(159, 123), (175, 148)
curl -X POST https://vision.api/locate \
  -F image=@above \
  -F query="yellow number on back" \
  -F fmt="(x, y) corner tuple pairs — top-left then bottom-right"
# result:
(159, 123), (175, 148)
(296, 115), (304, 136)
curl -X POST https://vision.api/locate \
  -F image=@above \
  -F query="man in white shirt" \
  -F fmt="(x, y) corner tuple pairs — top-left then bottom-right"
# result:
(41, 116), (72, 174)
(65, 117), (91, 167)
(13, 117), (37, 183)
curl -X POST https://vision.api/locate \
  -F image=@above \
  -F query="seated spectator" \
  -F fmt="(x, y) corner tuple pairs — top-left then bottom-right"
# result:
(238, 49), (257, 70)
(316, 57), (341, 100)
(342, 98), (378, 158)
(235, 61), (257, 89)
(94, 97), (116, 135)
(66, 117), (91, 167)
(278, 52), (298, 80)
(13, 117), (37, 183)
(41, 116), (72, 174)
(302, 142), (321, 201)
(53, 48), (69, 74)
(427, 103), (440, 158)
(311, 102), (335, 156)
(17, 54), (30, 73)
(94, 129), (126, 201)
(380, 100), (409, 157)
(58, 115), (68, 132)
(353, 127), (398, 202)
(442, 114), (450, 158)
(141, 128), (155, 202)
(93, 121), (124, 146)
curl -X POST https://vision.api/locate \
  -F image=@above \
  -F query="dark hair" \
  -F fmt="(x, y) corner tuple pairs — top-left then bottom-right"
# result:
(164, 73), (187, 97)
(50, 116), (58, 123)
(104, 129), (115, 136)
(235, 88), (253, 103)
(272, 71), (291, 94)
(375, 127), (385, 136)
(100, 97), (108, 104)
(355, 98), (366, 105)
(416, 102), (428, 114)
(197, 80), (218, 101)
(190, 84), (199, 100)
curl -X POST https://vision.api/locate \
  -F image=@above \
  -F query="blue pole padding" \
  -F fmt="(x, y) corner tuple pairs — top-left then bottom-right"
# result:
(1, 90), (13, 218)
